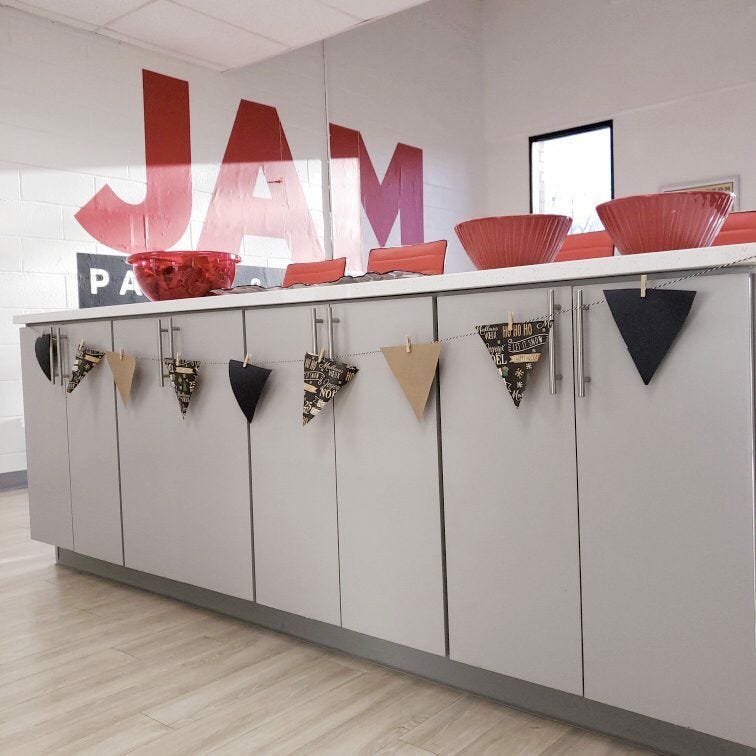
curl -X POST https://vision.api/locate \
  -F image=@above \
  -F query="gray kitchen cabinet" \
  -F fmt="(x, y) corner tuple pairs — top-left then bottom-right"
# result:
(20, 320), (122, 563)
(113, 311), (253, 600)
(576, 272), (756, 747)
(245, 304), (341, 625)
(332, 296), (445, 655)
(437, 286), (583, 694)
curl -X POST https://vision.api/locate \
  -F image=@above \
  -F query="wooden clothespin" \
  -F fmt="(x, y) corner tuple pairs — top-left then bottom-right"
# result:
(640, 274), (647, 298)
(175, 351), (182, 364)
(405, 335), (412, 354)
(78, 339), (84, 351)
(507, 311), (514, 336)
(318, 347), (326, 362)
(119, 348), (124, 361)
(242, 353), (250, 367)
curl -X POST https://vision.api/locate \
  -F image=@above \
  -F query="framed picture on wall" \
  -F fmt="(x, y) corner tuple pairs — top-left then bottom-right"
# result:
(661, 176), (740, 210)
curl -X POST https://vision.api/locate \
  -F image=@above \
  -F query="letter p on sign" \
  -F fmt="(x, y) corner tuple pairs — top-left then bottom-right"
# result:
(90, 268), (110, 294)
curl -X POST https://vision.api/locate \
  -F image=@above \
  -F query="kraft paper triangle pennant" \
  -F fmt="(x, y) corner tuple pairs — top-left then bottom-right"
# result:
(66, 343), (104, 394)
(381, 342), (441, 421)
(34, 333), (56, 382)
(164, 357), (200, 418)
(228, 359), (272, 423)
(303, 352), (358, 426)
(105, 351), (137, 405)
(604, 288), (696, 384)
(476, 319), (550, 407)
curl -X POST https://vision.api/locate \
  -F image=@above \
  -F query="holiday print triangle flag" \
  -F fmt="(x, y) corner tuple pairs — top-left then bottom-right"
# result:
(164, 357), (200, 418)
(228, 359), (272, 423)
(476, 319), (550, 407)
(105, 351), (137, 405)
(66, 343), (105, 394)
(604, 288), (696, 384)
(380, 342), (441, 421)
(302, 352), (358, 425)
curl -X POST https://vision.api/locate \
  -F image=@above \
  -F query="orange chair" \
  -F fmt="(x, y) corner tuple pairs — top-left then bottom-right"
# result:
(367, 240), (447, 275)
(712, 210), (756, 246)
(282, 258), (347, 287)
(555, 230), (614, 262)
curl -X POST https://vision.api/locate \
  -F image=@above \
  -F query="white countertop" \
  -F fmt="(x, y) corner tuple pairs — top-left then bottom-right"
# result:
(13, 243), (756, 325)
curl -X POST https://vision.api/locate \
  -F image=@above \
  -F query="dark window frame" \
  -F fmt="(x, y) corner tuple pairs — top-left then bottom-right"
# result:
(528, 120), (614, 214)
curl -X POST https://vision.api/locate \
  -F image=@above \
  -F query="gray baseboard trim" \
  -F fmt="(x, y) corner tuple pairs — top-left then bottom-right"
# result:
(57, 548), (754, 756)
(0, 470), (27, 491)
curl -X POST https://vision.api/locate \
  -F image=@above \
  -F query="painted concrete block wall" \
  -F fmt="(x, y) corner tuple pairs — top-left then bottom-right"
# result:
(482, 0), (756, 215)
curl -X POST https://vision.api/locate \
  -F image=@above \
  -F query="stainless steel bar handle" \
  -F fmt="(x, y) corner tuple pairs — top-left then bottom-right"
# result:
(49, 326), (56, 385)
(326, 305), (340, 359)
(548, 289), (557, 395)
(168, 317), (177, 359)
(56, 327), (65, 392)
(576, 290), (586, 398)
(157, 319), (166, 386)
(311, 308), (320, 354)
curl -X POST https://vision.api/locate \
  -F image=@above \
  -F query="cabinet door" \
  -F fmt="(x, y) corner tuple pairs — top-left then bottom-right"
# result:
(438, 286), (582, 694)
(20, 326), (72, 549)
(576, 272), (756, 747)
(114, 311), (253, 600)
(333, 297), (445, 655)
(245, 305), (340, 625)
(62, 320), (122, 564)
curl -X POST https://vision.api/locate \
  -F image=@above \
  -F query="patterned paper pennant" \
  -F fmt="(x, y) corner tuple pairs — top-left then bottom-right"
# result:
(164, 357), (200, 418)
(476, 319), (550, 407)
(105, 351), (137, 405)
(302, 352), (358, 425)
(604, 288), (696, 384)
(66, 343), (105, 394)
(228, 360), (272, 423)
(380, 342), (441, 421)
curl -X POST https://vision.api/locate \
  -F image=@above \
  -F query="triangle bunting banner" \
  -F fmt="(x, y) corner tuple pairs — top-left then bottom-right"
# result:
(380, 342), (441, 420)
(228, 359), (272, 423)
(476, 319), (550, 407)
(105, 351), (137, 405)
(165, 357), (200, 418)
(604, 288), (696, 384)
(303, 352), (358, 425)
(66, 343), (104, 394)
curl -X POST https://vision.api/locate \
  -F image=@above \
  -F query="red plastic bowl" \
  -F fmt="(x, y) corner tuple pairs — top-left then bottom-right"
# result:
(455, 214), (572, 270)
(127, 251), (241, 301)
(596, 191), (734, 255)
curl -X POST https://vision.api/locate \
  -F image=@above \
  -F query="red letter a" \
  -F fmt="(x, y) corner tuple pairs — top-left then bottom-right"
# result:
(199, 100), (324, 261)
(75, 70), (192, 253)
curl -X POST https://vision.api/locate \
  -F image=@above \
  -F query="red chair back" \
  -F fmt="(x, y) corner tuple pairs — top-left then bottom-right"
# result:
(282, 258), (347, 287)
(367, 240), (447, 275)
(712, 210), (756, 246)
(555, 230), (614, 262)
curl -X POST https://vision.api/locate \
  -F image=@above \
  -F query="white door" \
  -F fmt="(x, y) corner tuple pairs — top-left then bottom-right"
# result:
(114, 311), (253, 600)
(576, 272), (756, 747)
(245, 304), (341, 625)
(332, 296), (445, 655)
(437, 286), (583, 694)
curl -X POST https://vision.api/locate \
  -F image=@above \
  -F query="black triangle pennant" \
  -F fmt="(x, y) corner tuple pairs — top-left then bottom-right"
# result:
(604, 288), (696, 385)
(66, 344), (105, 394)
(228, 360), (272, 423)
(303, 352), (358, 425)
(476, 320), (551, 407)
(34, 333), (57, 382)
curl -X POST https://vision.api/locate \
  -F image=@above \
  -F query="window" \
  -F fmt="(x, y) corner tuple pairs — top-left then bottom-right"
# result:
(530, 121), (613, 234)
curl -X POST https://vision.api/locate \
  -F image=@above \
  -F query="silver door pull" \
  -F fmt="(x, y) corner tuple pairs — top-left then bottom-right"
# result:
(575, 290), (586, 398)
(158, 318), (181, 385)
(56, 327), (65, 391)
(311, 308), (324, 354)
(49, 326), (56, 385)
(547, 289), (562, 395)
(326, 305), (340, 359)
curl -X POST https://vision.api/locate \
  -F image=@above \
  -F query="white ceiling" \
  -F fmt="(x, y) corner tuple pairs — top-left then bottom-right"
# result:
(2, 0), (430, 70)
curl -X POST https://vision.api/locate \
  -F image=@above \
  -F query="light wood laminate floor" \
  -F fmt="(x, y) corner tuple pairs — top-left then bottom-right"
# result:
(0, 487), (655, 755)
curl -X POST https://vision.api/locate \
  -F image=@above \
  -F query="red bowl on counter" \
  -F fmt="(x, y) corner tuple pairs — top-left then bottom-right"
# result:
(596, 191), (734, 255)
(455, 214), (572, 269)
(127, 251), (241, 301)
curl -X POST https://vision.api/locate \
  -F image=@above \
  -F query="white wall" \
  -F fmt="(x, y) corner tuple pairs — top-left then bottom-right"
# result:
(483, 0), (756, 215)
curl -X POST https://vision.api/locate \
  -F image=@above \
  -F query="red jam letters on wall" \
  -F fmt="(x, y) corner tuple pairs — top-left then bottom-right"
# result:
(199, 100), (324, 262)
(329, 124), (424, 271)
(75, 70), (192, 254)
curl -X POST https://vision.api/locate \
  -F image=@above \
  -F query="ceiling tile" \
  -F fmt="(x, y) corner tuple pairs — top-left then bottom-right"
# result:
(176, 0), (359, 47)
(318, 0), (428, 21)
(107, 0), (286, 69)
(4, 0), (147, 28)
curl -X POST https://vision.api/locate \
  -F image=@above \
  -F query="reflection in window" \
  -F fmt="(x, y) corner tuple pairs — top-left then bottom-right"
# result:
(531, 122), (613, 234)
